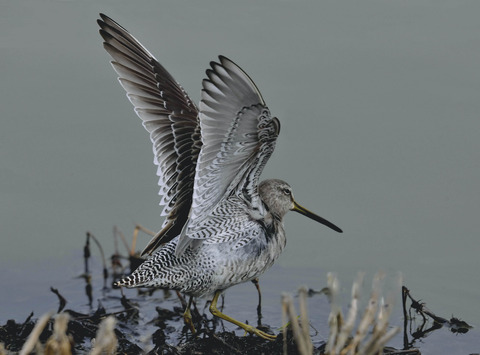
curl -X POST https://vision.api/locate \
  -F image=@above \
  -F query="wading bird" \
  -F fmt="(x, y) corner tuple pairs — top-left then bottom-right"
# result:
(98, 13), (342, 340)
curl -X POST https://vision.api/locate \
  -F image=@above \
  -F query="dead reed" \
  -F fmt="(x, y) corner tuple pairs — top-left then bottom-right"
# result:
(281, 272), (400, 355)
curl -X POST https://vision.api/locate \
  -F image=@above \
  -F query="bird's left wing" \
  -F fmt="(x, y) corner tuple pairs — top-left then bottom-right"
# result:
(97, 14), (200, 255)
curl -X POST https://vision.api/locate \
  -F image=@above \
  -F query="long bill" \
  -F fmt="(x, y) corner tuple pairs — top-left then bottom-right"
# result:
(292, 201), (343, 233)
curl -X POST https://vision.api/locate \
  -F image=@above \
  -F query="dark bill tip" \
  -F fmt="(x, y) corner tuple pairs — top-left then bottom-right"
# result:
(293, 201), (343, 233)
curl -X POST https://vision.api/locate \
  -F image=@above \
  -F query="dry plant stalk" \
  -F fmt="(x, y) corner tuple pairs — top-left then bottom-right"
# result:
(281, 287), (313, 355)
(90, 316), (118, 355)
(326, 273), (343, 352)
(45, 313), (72, 355)
(326, 272), (400, 355)
(19, 311), (54, 355)
(282, 273), (399, 355)
(331, 272), (364, 354)
(131, 224), (155, 255)
(16, 311), (118, 355)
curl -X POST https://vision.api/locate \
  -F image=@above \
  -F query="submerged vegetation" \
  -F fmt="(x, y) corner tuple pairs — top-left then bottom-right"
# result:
(0, 227), (471, 354)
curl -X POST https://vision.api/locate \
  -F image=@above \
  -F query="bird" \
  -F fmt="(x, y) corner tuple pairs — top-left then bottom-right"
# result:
(97, 13), (342, 340)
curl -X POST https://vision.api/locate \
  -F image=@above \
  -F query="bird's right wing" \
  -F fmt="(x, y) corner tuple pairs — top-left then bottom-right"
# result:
(175, 56), (280, 256)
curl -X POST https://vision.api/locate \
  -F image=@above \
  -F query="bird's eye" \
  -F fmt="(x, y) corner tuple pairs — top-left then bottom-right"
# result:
(282, 188), (291, 195)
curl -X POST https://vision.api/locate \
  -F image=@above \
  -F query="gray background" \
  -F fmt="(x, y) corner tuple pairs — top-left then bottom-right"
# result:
(1, 0), (479, 324)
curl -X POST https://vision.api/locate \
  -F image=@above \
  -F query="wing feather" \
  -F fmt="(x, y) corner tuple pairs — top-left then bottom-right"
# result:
(98, 14), (200, 255)
(176, 56), (280, 256)
(99, 15), (281, 257)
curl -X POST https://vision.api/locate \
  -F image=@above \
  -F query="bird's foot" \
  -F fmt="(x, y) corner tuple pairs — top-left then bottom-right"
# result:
(210, 290), (276, 341)
(242, 325), (276, 341)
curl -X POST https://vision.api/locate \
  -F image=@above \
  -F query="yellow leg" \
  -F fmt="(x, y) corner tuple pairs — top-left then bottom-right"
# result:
(209, 290), (276, 341)
(183, 296), (196, 334)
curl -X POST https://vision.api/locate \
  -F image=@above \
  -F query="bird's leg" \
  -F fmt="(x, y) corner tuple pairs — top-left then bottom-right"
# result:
(191, 298), (201, 320)
(183, 296), (196, 334)
(251, 278), (263, 325)
(220, 293), (225, 311)
(176, 291), (188, 309)
(209, 290), (276, 341)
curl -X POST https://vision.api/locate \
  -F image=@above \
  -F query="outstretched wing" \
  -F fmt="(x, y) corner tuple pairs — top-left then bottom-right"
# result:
(97, 14), (201, 255)
(176, 56), (280, 256)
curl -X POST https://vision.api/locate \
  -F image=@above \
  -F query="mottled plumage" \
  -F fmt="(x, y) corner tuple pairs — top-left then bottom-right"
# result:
(97, 13), (342, 339)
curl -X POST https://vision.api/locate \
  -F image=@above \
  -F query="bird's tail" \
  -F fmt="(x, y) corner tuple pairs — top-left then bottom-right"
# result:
(114, 271), (152, 288)
(114, 237), (186, 289)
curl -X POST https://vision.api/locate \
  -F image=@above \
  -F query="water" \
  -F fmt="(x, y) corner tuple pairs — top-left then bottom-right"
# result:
(0, 252), (478, 353)
(1, 0), (479, 352)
